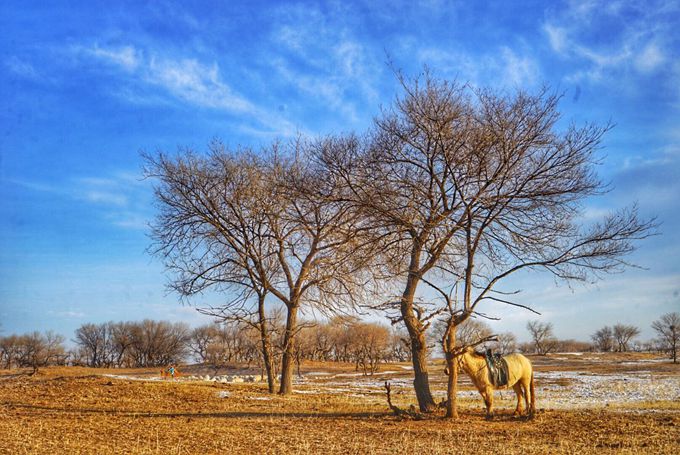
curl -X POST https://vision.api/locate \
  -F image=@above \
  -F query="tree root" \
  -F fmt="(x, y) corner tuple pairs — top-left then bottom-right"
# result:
(384, 382), (424, 420)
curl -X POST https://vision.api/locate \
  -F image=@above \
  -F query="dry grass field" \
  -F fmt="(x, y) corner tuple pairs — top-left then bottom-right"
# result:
(1, 353), (678, 454)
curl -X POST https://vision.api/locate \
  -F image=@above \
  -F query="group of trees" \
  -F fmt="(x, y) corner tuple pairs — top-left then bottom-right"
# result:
(0, 321), (192, 371)
(295, 318), (410, 374)
(591, 323), (641, 352)
(0, 318), (409, 375)
(431, 319), (518, 356)
(2, 311), (676, 376)
(519, 314), (678, 361)
(590, 313), (679, 361)
(72, 320), (190, 368)
(188, 317), (409, 376)
(145, 71), (656, 417)
(0, 331), (66, 373)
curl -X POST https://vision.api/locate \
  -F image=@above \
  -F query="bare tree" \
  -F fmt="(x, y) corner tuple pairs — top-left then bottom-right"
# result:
(320, 76), (480, 411)
(612, 323), (640, 352)
(432, 318), (493, 356)
(0, 335), (20, 369)
(591, 326), (615, 352)
(651, 312), (679, 363)
(146, 140), (372, 394)
(189, 325), (218, 363)
(388, 327), (412, 362)
(74, 323), (113, 367)
(125, 320), (189, 367)
(145, 146), (279, 391)
(555, 339), (592, 352)
(110, 321), (136, 367)
(14, 331), (66, 374)
(527, 321), (558, 355)
(349, 322), (391, 375)
(492, 332), (518, 355)
(321, 72), (655, 413)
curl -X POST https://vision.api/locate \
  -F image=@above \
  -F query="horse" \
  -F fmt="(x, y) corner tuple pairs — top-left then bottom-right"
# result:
(457, 346), (535, 418)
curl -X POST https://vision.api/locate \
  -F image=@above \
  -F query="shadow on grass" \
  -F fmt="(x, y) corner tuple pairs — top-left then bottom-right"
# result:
(2, 402), (389, 420)
(3, 401), (540, 423)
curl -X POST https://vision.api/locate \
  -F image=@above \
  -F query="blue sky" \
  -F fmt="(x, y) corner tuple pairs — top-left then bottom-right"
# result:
(1, 0), (679, 343)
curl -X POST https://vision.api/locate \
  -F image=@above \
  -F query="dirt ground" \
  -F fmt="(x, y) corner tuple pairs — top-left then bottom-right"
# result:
(0, 353), (678, 454)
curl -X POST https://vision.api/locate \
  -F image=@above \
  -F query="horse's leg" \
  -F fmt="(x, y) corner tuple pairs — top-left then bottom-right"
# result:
(521, 377), (531, 416)
(483, 387), (494, 419)
(513, 383), (523, 416)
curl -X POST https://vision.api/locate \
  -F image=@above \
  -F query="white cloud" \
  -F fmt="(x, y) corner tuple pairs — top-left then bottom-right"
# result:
(544, 24), (568, 54)
(500, 47), (540, 87)
(543, 1), (678, 84)
(486, 272), (680, 341)
(416, 46), (541, 89)
(85, 44), (140, 71)
(74, 173), (152, 230)
(48, 310), (86, 319)
(269, 4), (380, 123)
(84, 190), (128, 206)
(146, 57), (255, 113)
(635, 42), (665, 73)
(5, 56), (41, 80)
(11, 172), (153, 231)
(74, 43), (297, 137)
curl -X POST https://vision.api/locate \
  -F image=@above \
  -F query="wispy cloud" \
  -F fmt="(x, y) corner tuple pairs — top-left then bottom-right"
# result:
(84, 44), (140, 71)
(543, 0), (678, 83)
(416, 45), (541, 89)
(5, 56), (42, 80)
(73, 43), (297, 136)
(47, 310), (86, 319)
(75, 173), (152, 230)
(268, 3), (380, 124)
(634, 42), (665, 73)
(9, 172), (152, 230)
(146, 57), (255, 112)
(500, 47), (540, 87)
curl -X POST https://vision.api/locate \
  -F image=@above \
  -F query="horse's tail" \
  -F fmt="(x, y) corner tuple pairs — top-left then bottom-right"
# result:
(529, 371), (536, 416)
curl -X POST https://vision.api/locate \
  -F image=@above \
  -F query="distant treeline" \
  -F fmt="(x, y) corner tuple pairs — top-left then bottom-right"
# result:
(2, 311), (677, 372)
(0, 318), (411, 375)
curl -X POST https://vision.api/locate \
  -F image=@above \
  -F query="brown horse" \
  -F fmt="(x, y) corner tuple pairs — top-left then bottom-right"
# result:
(458, 347), (535, 418)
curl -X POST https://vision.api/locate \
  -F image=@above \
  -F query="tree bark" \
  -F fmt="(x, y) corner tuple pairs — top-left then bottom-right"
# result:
(257, 294), (276, 393)
(278, 304), (298, 395)
(401, 275), (436, 412)
(445, 330), (458, 419)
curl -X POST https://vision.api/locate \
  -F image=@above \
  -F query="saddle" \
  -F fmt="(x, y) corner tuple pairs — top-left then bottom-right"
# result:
(484, 349), (509, 387)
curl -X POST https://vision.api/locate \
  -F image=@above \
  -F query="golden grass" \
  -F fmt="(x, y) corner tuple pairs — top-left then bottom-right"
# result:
(0, 362), (678, 454)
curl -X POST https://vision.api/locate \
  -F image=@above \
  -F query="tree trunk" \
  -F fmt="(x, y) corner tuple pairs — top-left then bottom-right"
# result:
(410, 334), (435, 412)
(445, 330), (458, 419)
(257, 294), (276, 393)
(401, 276), (436, 412)
(278, 304), (298, 395)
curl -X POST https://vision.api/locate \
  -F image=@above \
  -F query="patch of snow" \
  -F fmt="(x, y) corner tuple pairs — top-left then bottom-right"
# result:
(101, 374), (162, 382)
(216, 391), (231, 398)
(534, 371), (680, 409)
(620, 359), (667, 365)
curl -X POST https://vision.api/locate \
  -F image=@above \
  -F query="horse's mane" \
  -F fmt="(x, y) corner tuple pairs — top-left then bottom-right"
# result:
(470, 350), (486, 358)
